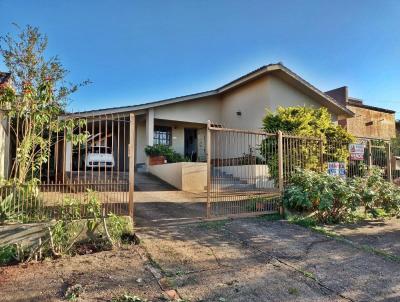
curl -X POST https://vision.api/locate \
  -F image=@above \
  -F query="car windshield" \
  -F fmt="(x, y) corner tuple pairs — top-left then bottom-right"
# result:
(91, 146), (111, 154)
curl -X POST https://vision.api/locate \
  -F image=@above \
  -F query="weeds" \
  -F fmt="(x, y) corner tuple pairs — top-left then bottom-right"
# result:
(111, 293), (147, 301)
(64, 284), (84, 301)
(1, 190), (134, 266)
(198, 219), (228, 230)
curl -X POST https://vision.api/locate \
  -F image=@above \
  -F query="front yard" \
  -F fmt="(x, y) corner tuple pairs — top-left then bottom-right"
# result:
(1, 216), (400, 301)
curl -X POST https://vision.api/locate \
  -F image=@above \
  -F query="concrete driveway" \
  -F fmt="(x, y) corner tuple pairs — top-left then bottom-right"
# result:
(139, 217), (400, 302)
(134, 172), (207, 227)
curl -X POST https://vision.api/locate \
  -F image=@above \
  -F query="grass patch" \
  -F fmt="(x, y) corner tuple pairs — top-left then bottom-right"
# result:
(198, 219), (228, 230)
(288, 287), (300, 296)
(254, 212), (282, 222)
(299, 269), (317, 281)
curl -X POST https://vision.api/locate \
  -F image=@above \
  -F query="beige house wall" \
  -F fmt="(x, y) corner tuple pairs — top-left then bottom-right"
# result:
(148, 162), (207, 193)
(154, 96), (222, 124)
(220, 74), (337, 130)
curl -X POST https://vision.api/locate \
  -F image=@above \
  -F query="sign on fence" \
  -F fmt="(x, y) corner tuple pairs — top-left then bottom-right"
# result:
(349, 143), (365, 161)
(328, 162), (346, 178)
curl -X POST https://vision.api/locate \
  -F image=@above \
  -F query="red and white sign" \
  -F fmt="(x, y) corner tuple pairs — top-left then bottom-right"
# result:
(349, 143), (365, 161)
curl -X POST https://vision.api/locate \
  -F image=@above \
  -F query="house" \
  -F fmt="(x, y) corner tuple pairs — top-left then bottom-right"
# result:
(326, 86), (396, 140)
(65, 63), (354, 176)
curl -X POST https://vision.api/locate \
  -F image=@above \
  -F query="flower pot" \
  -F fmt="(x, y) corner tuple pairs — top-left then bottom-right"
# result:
(255, 202), (265, 211)
(149, 155), (166, 165)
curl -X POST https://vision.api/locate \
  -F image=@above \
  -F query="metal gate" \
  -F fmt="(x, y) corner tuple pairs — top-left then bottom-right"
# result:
(206, 122), (281, 218)
(206, 122), (395, 218)
(2, 112), (135, 222)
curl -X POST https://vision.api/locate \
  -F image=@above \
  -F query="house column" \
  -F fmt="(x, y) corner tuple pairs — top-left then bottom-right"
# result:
(146, 108), (154, 146)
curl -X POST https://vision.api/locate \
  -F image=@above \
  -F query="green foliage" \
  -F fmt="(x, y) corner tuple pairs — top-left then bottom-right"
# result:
(60, 197), (81, 221)
(144, 144), (189, 163)
(261, 106), (354, 180)
(351, 166), (400, 216)
(107, 213), (129, 241)
(0, 193), (18, 223)
(64, 284), (84, 301)
(0, 245), (17, 265)
(0, 179), (47, 224)
(284, 169), (358, 223)
(111, 294), (147, 302)
(285, 168), (400, 223)
(0, 25), (89, 183)
(263, 106), (353, 141)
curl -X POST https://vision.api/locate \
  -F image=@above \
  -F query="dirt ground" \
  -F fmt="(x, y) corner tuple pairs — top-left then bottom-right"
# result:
(1, 217), (400, 301)
(0, 245), (165, 302)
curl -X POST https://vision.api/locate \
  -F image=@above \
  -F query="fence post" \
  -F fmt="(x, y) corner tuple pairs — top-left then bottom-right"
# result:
(128, 113), (135, 218)
(319, 135), (324, 172)
(277, 131), (284, 216)
(206, 120), (211, 218)
(367, 140), (373, 171)
(387, 141), (393, 182)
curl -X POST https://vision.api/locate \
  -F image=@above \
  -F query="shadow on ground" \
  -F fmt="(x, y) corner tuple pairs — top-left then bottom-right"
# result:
(139, 217), (400, 301)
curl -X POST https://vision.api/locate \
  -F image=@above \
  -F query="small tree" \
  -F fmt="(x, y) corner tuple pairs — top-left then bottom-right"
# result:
(261, 106), (354, 178)
(0, 25), (89, 183)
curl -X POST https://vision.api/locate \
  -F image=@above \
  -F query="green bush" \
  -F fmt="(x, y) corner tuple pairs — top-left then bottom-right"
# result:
(144, 144), (189, 163)
(261, 106), (354, 181)
(351, 167), (400, 216)
(284, 169), (358, 223)
(284, 168), (400, 223)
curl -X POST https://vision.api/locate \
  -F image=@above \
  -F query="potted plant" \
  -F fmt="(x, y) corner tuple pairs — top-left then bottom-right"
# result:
(144, 145), (168, 165)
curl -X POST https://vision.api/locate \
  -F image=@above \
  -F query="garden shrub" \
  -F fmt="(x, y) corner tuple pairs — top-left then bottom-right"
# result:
(284, 169), (358, 223)
(284, 167), (400, 223)
(351, 166), (400, 216)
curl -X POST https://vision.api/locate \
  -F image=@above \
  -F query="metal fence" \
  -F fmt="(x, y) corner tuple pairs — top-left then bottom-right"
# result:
(206, 123), (280, 218)
(206, 122), (395, 218)
(0, 113), (135, 223)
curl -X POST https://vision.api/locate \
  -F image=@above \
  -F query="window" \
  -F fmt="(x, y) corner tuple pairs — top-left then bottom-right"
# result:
(154, 126), (172, 145)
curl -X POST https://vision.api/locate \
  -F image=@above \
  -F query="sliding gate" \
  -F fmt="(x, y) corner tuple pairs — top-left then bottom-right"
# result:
(206, 123), (281, 218)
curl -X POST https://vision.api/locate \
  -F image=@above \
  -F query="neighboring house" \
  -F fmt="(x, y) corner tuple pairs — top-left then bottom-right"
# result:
(0, 72), (11, 178)
(65, 63), (354, 172)
(326, 86), (396, 140)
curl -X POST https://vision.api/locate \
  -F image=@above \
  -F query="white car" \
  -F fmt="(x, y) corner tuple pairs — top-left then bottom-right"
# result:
(85, 146), (115, 168)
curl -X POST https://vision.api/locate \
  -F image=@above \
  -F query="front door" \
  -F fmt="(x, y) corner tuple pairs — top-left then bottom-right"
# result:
(184, 128), (197, 161)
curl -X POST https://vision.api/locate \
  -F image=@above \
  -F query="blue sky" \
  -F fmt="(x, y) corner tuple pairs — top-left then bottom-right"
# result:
(1, 0), (400, 117)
